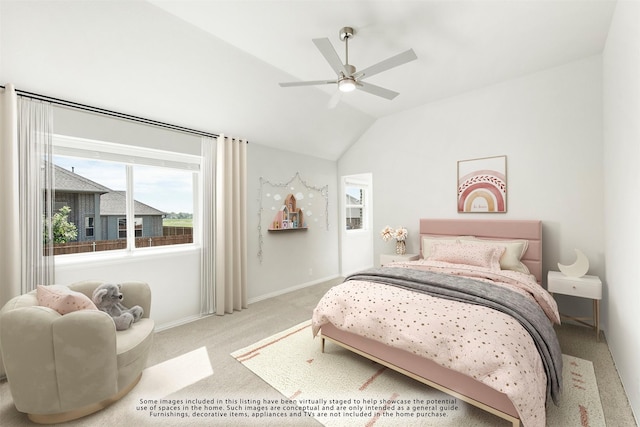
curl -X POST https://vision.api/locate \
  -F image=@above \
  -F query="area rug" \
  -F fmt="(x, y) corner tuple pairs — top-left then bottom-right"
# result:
(231, 320), (606, 427)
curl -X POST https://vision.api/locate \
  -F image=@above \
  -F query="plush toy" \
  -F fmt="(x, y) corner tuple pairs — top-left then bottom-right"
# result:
(92, 283), (143, 331)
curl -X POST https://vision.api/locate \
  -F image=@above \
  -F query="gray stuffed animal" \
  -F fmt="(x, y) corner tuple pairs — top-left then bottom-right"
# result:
(92, 283), (144, 331)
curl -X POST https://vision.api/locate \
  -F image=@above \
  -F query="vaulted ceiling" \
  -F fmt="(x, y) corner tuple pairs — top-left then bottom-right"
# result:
(0, 1), (617, 161)
(148, 0), (616, 159)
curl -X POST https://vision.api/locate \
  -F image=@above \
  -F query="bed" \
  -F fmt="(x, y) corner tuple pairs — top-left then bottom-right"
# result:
(312, 219), (562, 427)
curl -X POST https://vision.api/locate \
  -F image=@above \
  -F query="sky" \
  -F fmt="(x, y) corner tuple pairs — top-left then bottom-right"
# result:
(54, 156), (194, 214)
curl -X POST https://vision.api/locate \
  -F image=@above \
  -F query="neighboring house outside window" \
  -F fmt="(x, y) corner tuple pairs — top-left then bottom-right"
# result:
(52, 164), (110, 242)
(51, 165), (164, 244)
(100, 190), (160, 240)
(50, 135), (199, 255)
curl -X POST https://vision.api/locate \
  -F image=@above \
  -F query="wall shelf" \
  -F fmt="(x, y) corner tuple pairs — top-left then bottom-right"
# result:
(269, 193), (307, 231)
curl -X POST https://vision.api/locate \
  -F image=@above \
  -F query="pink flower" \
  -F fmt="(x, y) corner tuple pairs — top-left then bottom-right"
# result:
(381, 226), (408, 242)
(394, 227), (408, 241)
(380, 226), (394, 242)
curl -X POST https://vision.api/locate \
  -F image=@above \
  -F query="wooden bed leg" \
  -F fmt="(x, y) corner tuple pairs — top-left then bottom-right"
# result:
(321, 337), (325, 353)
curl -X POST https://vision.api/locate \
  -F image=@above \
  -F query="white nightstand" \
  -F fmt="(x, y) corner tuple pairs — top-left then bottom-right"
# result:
(547, 271), (602, 341)
(380, 253), (419, 267)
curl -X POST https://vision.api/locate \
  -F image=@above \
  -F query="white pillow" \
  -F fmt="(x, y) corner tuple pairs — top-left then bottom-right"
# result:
(421, 236), (458, 259)
(458, 237), (530, 274)
(428, 241), (504, 271)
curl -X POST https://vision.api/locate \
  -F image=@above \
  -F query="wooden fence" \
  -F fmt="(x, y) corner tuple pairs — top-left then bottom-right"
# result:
(52, 229), (193, 255)
(163, 226), (193, 236)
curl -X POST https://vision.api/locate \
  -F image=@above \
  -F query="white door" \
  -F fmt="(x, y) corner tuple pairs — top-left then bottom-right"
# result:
(340, 173), (374, 276)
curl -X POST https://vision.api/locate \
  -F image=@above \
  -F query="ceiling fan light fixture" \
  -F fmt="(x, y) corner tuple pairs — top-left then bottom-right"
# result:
(338, 78), (356, 93)
(278, 26), (416, 102)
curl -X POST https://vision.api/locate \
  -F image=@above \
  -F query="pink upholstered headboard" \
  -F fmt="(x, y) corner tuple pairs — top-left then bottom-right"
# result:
(420, 219), (543, 284)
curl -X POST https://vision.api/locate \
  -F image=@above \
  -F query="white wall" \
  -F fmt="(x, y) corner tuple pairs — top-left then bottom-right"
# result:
(603, 0), (640, 420)
(338, 55), (604, 319)
(247, 143), (340, 302)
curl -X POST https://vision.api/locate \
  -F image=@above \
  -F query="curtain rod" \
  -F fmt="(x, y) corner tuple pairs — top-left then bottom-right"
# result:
(0, 85), (230, 140)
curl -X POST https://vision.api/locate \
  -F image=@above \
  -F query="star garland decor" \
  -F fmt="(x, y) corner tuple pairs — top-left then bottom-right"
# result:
(257, 172), (329, 262)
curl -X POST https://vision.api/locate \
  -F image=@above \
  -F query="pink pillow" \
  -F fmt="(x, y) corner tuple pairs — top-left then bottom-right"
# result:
(36, 285), (98, 315)
(428, 242), (504, 271)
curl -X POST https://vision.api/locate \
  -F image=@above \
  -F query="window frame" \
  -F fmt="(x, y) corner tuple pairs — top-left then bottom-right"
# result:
(344, 179), (369, 233)
(52, 134), (201, 260)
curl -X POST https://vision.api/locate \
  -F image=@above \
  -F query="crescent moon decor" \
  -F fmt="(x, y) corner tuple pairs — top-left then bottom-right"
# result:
(558, 249), (590, 277)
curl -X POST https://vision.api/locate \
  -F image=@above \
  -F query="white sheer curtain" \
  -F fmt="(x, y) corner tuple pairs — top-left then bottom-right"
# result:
(0, 84), (21, 306)
(200, 136), (216, 315)
(0, 86), (54, 305)
(200, 134), (248, 315)
(18, 95), (55, 293)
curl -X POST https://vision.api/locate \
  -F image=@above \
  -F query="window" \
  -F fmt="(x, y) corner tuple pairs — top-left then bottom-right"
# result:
(51, 135), (200, 255)
(345, 183), (367, 231)
(118, 218), (127, 239)
(134, 218), (143, 238)
(132, 164), (194, 248)
(118, 217), (143, 238)
(85, 216), (94, 237)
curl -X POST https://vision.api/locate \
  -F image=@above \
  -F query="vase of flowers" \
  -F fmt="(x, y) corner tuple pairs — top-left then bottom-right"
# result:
(380, 226), (408, 255)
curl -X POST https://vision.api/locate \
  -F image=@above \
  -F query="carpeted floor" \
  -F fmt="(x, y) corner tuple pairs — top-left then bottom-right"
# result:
(232, 320), (605, 426)
(0, 278), (636, 426)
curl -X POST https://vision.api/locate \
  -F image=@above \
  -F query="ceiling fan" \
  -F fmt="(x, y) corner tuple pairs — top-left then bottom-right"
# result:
(279, 26), (417, 102)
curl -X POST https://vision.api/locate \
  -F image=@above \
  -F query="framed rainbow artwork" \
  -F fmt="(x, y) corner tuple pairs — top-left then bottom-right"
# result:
(457, 155), (507, 213)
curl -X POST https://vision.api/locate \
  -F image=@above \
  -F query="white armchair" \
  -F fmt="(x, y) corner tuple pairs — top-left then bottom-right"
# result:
(0, 280), (154, 424)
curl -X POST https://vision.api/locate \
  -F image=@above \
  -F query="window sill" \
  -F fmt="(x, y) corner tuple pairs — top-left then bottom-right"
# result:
(54, 244), (201, 267)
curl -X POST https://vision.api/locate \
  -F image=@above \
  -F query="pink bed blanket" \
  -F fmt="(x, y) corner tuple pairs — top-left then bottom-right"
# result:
(312, 260), (562, 427)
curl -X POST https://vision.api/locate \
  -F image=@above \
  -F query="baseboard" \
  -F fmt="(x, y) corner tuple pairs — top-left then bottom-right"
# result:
(155, 314), (205, 332)
(153, 276), (340, 331)
(247, 275), (341, 304)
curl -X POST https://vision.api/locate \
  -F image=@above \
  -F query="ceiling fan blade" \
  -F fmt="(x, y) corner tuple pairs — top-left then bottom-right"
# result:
(357, 49), (417, 80)
(279, 80), (336, 87)
(357, 81), (399, 100)
(312, 38), (348, 76)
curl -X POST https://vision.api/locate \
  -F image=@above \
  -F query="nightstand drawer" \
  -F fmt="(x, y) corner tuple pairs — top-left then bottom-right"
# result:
(547, 271), (602, 299)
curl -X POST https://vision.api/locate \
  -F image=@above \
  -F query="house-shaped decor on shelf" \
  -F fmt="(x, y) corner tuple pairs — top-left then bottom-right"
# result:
(269, 193), (306, 231)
